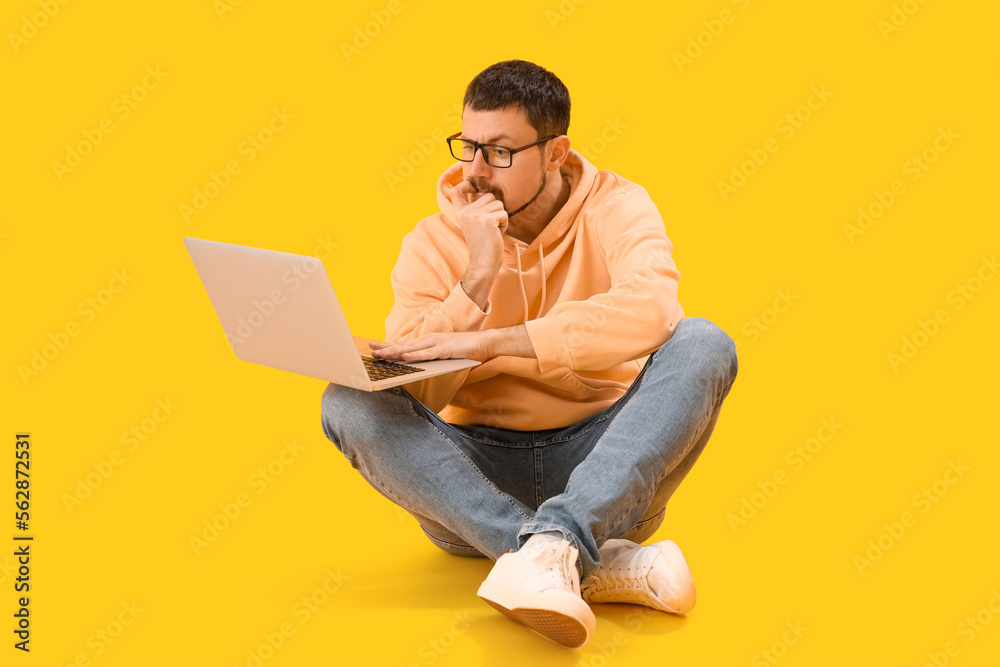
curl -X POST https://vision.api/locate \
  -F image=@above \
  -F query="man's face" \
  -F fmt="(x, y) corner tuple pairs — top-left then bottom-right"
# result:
(459, 105), (548, 218)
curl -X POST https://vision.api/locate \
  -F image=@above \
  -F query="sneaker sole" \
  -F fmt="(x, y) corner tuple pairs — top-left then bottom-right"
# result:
(477, 581), (595, 648)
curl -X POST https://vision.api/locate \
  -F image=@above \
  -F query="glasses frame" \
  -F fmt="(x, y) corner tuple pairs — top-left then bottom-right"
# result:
(446, 132), (558, 168)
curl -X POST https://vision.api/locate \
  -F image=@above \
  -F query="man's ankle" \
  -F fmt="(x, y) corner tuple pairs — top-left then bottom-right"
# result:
(522, 530), (565, 552)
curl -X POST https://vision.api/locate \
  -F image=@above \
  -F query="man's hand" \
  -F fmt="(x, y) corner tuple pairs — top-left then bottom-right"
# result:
(369, 331), (491, 363)
(449, 180), (507, 310)
(369, 325), (536, 363)
(451, 180), (508, 274)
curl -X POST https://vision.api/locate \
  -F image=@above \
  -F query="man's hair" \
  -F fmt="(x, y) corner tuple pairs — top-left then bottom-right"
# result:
(463, 60), (571, 138)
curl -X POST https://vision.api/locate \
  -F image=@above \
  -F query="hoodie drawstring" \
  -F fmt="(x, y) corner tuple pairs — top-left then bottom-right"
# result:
(515, 249), (529, 321)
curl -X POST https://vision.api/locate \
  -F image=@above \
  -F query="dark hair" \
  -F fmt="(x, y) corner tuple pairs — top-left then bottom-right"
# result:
(463, 60), (571, 138)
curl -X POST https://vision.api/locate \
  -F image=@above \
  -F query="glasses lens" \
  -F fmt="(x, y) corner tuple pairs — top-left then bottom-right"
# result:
(483, 145), (512, 167)
(449, 138), (477, 162)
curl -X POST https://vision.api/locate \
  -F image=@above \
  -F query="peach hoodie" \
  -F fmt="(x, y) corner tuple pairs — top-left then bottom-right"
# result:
(384, 149), (684, 430)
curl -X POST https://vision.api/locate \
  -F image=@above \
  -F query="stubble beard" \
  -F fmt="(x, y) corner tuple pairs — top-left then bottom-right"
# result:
(467, 153), (548, 219)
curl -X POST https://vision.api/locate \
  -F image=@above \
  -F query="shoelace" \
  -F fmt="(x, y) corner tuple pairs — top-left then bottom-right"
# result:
(583, 548), (657, 595)
(533, 541), (578, 591)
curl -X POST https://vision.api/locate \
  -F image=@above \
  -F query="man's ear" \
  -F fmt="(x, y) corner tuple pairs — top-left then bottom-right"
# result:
(546, 135), (572, 172)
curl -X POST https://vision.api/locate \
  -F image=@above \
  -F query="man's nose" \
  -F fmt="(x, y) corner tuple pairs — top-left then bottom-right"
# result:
(468, 148), (492, 178)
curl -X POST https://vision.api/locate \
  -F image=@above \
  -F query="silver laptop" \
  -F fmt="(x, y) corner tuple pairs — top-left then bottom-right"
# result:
(183, 237), (480, 391)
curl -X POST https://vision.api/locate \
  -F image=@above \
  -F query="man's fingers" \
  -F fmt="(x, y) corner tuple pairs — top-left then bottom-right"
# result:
(372, 332), (481, 363)
(454, 181), (505, 211)
(453, 181), (475, 210)
(392, 341), (445, 362)
(400, 348), (439, 362)
(371, 337), (439, 359)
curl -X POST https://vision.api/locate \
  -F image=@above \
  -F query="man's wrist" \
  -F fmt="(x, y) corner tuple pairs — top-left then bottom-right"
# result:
(464, 259), (500, 282)
(479, 328), (500, 360)
(482, 325), (535, 360)
(461, 264), (499, 311)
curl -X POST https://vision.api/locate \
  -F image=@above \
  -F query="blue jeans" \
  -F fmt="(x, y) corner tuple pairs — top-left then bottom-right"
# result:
(320, 317), (738, 578)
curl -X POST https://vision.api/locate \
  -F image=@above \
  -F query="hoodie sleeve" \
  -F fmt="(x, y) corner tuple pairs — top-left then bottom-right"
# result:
(383, 230), (491, 412)
(523, 183), (684, 373)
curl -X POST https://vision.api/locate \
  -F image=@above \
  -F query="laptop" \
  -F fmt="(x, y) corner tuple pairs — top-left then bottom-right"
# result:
(182, 237), (480, 391)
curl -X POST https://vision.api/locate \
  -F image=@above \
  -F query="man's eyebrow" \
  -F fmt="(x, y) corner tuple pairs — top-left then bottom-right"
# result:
(464, 133), (514, 144)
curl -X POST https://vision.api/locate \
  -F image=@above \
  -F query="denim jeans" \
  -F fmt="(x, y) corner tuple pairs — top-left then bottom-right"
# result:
(320, 317), (738, 578)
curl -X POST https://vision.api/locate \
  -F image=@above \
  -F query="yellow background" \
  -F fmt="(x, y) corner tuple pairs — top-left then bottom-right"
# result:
(3, 0), (998, 665)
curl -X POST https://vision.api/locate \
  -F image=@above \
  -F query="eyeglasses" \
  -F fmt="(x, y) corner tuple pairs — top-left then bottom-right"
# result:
(446, 132), (557, 168)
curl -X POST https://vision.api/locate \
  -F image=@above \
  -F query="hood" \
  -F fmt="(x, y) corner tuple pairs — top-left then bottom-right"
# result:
(433, 149), (599, 322)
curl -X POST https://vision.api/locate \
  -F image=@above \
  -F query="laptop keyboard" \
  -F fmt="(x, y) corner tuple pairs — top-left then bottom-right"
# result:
(361, 356), (424, 381)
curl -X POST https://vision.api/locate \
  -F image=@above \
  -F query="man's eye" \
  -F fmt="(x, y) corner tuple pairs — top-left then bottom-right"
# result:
(491, 148), (510, 158)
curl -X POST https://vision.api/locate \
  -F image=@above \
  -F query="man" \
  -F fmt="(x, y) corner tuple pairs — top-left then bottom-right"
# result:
(321, 60), (737, 648)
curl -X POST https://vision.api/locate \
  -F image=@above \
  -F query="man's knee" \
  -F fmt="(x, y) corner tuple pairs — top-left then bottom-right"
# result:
(419, 524), (488, 558)
(622, 505), (666, 544)
(320, 383), (389, 452)
(320, 384), (348, 452)
(669, 317), (738, 381)
(321, 383), (355, 422)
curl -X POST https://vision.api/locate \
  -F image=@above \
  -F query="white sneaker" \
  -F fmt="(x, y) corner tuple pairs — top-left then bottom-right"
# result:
(477, 539), (596, 648)
(580, 538), (696, 614)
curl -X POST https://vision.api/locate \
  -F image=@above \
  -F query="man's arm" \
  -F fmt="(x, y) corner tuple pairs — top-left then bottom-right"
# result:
(523, 182), (683, 373)
(373, 181), (511, 411)
(460, 266), (494, 312)
(370, 323), (535, 362)
(378, 181), (682, 375)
